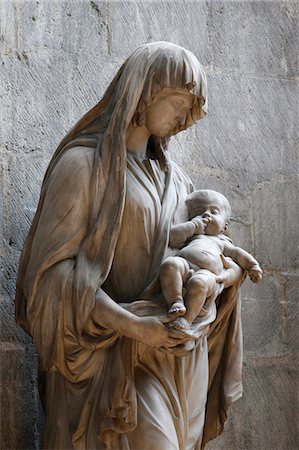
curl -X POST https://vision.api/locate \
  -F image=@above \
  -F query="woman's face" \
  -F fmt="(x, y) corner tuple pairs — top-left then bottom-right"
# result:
(144, 90), (195, 138)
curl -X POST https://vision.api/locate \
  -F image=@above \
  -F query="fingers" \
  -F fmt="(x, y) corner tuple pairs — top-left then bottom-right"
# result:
(168, 330), (190, 342)
(157, 326), (196, 348)
(249, 268), (263, 283)
(250, 273), (262, 283)
(219, 253), (230, 269)
(217, 282), (224, 295)
(166, 340), (183, 348)
(165, 338), (191, 348)
(167, 328), (196, 342)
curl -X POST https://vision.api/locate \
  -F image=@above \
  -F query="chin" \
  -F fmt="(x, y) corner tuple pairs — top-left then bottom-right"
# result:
(205, 227), (220, 236)
(165, 128), (179, 137)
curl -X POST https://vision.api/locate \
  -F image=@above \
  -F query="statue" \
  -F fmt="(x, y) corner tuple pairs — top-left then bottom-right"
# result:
(15, 42), (246, 449)
(160, 189), (262, 330)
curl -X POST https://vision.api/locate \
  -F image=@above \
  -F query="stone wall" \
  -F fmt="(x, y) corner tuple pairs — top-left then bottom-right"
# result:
(0, 1), (298, 449)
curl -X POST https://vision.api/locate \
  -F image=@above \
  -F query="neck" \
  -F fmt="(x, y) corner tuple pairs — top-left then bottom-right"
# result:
(126, 125), (150, 157)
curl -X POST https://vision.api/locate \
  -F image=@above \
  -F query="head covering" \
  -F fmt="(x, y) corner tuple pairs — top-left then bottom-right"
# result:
(58, 41), (207, 148)
(15, 42), (207, 338)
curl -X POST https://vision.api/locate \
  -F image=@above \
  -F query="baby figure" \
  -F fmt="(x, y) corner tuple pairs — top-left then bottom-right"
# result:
(159, 189), (262, 330)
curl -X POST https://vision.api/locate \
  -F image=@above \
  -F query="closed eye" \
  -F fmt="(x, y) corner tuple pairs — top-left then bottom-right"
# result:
(174, 99), (185, 108)
(173, 99), (193, 112)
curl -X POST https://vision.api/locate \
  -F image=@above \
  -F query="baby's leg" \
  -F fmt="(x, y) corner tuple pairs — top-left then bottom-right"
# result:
(185, 271), (217, 324)
(159, 256), (190, 318)
(171, 271), (218, 331)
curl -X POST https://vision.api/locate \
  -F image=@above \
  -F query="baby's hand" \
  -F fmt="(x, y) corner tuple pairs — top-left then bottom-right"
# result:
(248, 265), (263, 283)
(191, 216), (206, 234)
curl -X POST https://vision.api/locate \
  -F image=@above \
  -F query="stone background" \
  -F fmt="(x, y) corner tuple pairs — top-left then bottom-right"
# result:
(0, 0), (298, 449)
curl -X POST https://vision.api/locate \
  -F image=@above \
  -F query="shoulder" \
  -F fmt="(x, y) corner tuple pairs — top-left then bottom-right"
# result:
(45, 146), (95, 189)
(218, 233), (234, 244)
(55, 146), (94, 175)
(217, 234), (234, 251)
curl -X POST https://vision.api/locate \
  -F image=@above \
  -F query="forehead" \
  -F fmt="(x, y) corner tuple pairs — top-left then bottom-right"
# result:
(190, 193), (231, 216)
(152, 88), (195, 107)
(197, 192), (227, 208)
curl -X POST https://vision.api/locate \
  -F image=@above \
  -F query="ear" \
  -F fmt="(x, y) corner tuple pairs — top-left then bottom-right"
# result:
(223, 221), (229, 231)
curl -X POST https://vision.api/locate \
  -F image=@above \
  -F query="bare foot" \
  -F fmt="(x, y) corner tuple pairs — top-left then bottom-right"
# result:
(168, 301), (186, 318)
(168, 317), (190, 331)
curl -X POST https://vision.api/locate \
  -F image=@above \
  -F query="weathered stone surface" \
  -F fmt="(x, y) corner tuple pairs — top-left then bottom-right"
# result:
(142, 0), (210, 65)
(0, 1), (108, 56)
(0, 280), (31, 344)
(108, 1), (210, 64)
(280, 1), (299, 78)
(252, 178), (299, 269)
(192, 74), (299, 185)
(1, 52), (83, 157)
(241, 273), (284, 357)
(208, 0), (299, 78)
(4, 154), (49, 252)
(0, 344), (40, 450)
(208, 358), (298, 450)
(0, 161), (5, 246)
(282, 272), (299, 356)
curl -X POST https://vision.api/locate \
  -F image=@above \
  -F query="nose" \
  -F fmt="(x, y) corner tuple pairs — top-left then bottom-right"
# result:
(202, 210), (210, 218)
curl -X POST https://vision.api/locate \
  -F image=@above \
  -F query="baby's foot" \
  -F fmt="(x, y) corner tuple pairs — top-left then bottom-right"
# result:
(169, 317), (190, 331)
(248, 266), (263, 283)
(168, 301), (186, 318)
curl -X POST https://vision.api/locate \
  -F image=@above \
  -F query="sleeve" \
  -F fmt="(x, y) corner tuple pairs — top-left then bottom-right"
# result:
(17, 147), (101, 376)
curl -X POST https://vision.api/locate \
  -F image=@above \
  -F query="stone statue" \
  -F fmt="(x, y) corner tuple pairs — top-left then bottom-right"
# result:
(160, 189), (262, 330)
(15, 42), (245, 449)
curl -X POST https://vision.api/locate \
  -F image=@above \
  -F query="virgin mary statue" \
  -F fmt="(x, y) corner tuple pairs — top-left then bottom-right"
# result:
(15, 42), (243, 450)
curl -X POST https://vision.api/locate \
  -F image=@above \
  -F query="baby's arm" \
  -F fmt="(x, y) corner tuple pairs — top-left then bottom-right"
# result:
(169, 216), (205, 248)
(222, 241), (263, 283)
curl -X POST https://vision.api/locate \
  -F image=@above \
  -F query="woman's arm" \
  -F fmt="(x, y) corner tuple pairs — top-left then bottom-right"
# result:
(215, 254), (244, 288)
(89, 287), (192, 349)
(222, 242), (262, 283)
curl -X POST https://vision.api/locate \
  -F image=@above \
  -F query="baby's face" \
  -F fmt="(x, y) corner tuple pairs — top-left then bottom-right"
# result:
(195, 195), (229, 236)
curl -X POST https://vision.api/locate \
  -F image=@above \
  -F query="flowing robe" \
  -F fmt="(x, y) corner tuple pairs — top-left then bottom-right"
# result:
(16, 145), (243, 450)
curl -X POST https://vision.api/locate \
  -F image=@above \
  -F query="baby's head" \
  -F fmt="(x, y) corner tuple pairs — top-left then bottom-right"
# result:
(186, 189), (231, 236)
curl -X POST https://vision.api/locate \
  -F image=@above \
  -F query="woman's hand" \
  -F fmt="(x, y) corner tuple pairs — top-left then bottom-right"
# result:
(216, 255), (243, 289)
(91, 288), (195, 350)
(134, 316), (193, 349)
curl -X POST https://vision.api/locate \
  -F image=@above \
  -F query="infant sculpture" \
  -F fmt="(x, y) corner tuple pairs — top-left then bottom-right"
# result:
(15, 42), (260, 450)
(160, 189), (262, 331)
